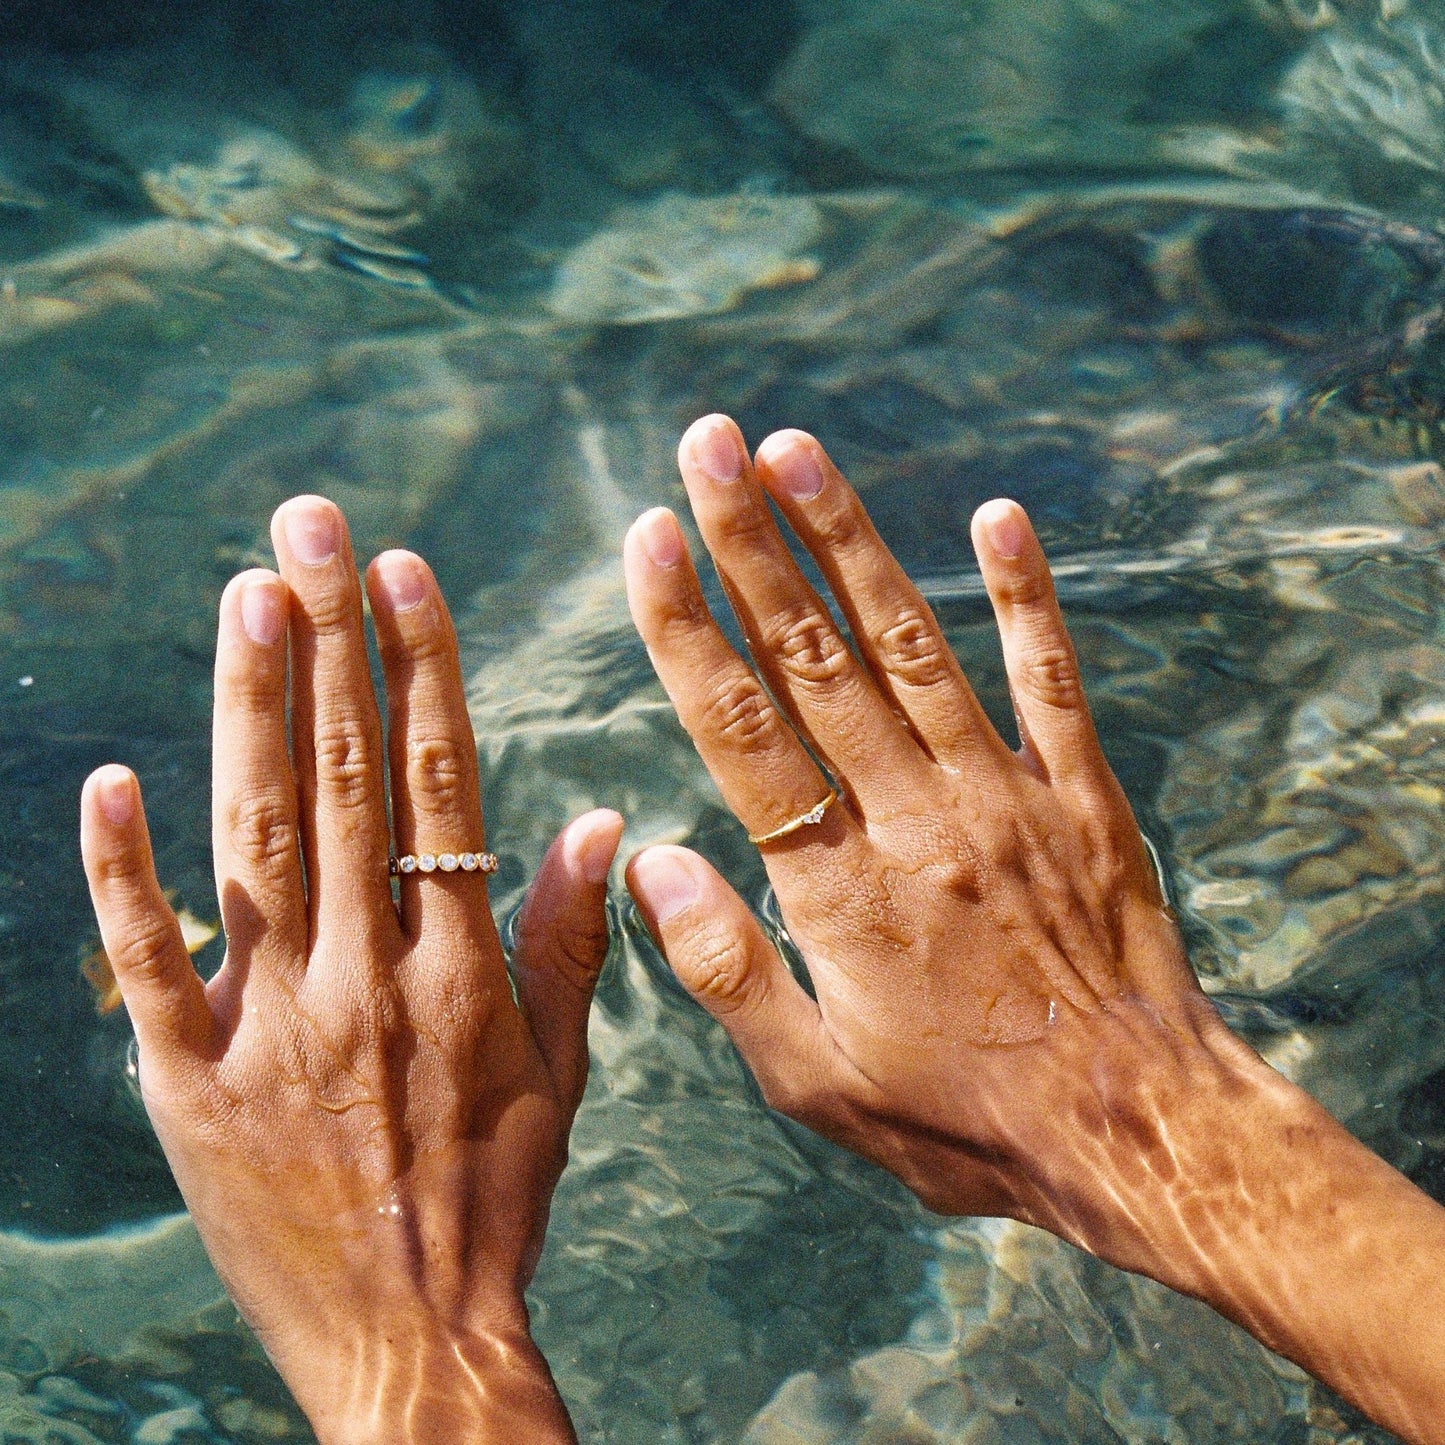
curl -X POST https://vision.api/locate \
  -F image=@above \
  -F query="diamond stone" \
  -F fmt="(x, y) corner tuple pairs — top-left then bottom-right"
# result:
(438, 853), (459, 872)
(804, 802), (826, 824)
(418, 853), (438, 872)
(398, 855), (418, 874)
(459, 853), (479, 871)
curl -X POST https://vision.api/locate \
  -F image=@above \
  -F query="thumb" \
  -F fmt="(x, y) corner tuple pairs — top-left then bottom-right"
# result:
(511, 808), (624, 1109)
(626, 845), (835, 1120)
(80, 766), (211, 1069)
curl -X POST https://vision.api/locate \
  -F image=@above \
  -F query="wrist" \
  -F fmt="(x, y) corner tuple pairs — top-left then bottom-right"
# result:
(287, 1313), (575, 1445)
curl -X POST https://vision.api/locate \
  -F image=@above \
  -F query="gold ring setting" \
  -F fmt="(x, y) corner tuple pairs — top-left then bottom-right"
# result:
(747, 789), (838, 847)
(390, 850), (498, 877)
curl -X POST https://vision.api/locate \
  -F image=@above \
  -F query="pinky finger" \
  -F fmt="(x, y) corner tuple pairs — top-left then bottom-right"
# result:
(80, 766), (211, 1065)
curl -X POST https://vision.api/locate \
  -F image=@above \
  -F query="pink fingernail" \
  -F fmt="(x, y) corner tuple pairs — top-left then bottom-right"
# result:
(632, 846), (700, 924)
(691, 418), (743, 484)
(241, 578), (284, 645)
(375, 552), (427, 612)
(283, 502), (339, 566)
(764, 438), (824, 501)
(984, 504), (1027, 559)
(638, 508), (685, 569)
(95, 765), (135, 826)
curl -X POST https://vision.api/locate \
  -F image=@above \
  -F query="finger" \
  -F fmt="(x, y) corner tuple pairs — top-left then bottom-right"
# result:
(754, 429), (1008, 773)
(623, 505), (850, 850)
(80, 766), (211, 1066)
(212, 570), (305, 972)
(367, 550), (489, 941)
(270, 496), (394, 944)
(970, 500), (1110, 788)
(626, 845), (841, 1121)
(511, 809), (623, 1109)
(677, 416), (924, 803)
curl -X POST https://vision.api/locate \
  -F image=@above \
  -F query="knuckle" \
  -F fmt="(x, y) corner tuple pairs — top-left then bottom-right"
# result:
(709, 497), (774, 550)
(552, 915), (611, 987)
(767, 607), (850, 688)
(406, 732), (474, 813)
(992, 565), (1052, 612)
(314, 718), (376, 808)
(228, 788), (298, 871)
(683, 931), (765, 1017)
(116, 911), (184, 988)
(808, 493), (867, 554)
(1018, 641), (1084, 710)
(876, 608), (953, 689)
(92, 846), (146, 888)
(301, 583), (358, 636)
(700, 672), (779, 752)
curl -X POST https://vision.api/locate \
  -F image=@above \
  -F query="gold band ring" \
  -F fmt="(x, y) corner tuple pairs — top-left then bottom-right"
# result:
(747, 789), (838, 847)
(390, 851), (499, 877)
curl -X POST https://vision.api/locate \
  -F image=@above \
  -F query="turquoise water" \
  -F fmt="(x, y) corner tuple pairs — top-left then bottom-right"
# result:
(2, 0), (1443, 1438)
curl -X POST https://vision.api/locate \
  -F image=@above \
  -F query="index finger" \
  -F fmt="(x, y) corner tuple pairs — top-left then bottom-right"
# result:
(623, 506), (851, 852)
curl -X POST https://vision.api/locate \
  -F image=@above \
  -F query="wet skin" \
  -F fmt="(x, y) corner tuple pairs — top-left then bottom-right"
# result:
(623, 417), (1445, 1445)
(81, 419), (1445, 1443)
(81, 503), (619, 1444)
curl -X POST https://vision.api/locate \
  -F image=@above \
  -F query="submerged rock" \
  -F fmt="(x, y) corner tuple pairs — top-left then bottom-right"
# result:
(548, 191), (822, 324)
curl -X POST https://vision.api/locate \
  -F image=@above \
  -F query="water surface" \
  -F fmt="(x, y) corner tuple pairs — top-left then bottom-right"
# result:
(2, 1), (1442, 1439)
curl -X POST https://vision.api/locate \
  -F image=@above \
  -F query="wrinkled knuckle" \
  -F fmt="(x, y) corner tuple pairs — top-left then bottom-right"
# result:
(314, 719), (375, 807)
(768, 608), (850, 688)
(554, 916), (611, 986)
(701, 673), (778, 752)
(302, 584), (358, 635)
(406, 733), (473, 813)
(809, 494), (866, 554)
(1019, 643), (1084, 710)
(117, 913), (183, 987)
(684, 932), (763, 1016)
(229, 789), (298, 871)
(218, 655), (282, 714)
(877, 609), (953, 689)
(710, 498), (773, 549)
(399, 622), (453, 670)
(993, 566), (1051, 612)
(92, 847), (145, 888)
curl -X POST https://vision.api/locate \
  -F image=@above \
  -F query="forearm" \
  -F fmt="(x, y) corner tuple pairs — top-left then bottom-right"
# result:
(1044, 1033), (1445, 1444)
(1187, 1066), (1445, 1444)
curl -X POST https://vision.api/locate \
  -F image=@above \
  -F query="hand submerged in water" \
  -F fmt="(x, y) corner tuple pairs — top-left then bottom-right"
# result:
(624, 416), (1445, 1445)
(80, 497), (619, 1445)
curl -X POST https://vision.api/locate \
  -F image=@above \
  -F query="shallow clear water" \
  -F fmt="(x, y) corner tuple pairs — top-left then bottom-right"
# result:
(2, 0), (1444, 1438)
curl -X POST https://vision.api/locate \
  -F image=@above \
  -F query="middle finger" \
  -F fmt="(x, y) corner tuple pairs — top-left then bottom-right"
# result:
(677, 416), (926, 808)
(270, 496), (396, 945)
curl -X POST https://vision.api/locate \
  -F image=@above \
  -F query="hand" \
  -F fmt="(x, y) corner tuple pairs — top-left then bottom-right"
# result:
(80, 496), (620, 1445)
(623, 416), (1445, 1444)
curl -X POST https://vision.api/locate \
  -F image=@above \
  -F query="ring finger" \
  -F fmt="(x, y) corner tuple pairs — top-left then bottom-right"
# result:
(367, 550), (494, 941)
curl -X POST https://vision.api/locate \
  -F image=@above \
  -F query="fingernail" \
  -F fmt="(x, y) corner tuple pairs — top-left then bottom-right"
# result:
(241, 577), (284, 645)
(690, 418), (743, 484)
(983, 503), (1027, 559)
(763, 437), (823, 501)
(566, 811), (622, 886)
(375, 551), (428, 612)
(638, 508), (685, 569)
(95, 765), (135, 826)
(632, 846), (700, 924)
(283, 502), (338, 566)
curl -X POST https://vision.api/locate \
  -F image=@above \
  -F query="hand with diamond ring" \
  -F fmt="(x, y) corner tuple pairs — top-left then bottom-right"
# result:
(80, 496), (619, 1444)
(623, 415), (1445, 1445)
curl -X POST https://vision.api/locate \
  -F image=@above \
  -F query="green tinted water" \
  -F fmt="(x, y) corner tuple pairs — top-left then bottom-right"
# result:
(0, 1), (1441, 1439)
